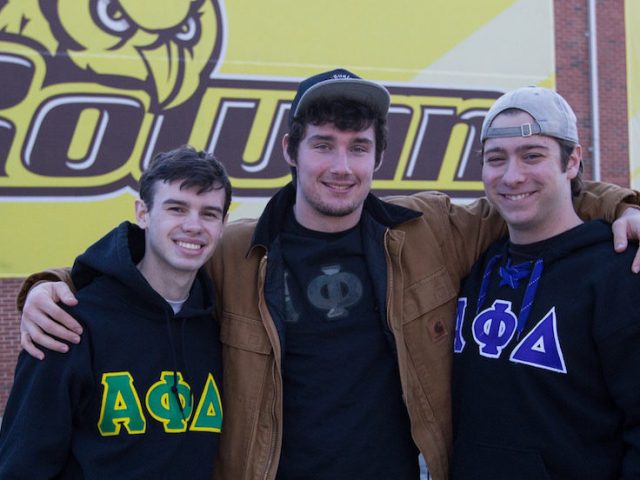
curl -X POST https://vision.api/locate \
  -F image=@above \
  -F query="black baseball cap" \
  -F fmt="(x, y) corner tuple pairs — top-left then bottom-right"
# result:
(288, 68), (391, 127)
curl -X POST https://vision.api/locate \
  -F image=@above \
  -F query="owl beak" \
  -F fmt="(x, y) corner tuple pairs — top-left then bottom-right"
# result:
(141, 40), (200, 110)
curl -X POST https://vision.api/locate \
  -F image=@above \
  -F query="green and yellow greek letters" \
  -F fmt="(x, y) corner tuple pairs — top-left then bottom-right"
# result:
(190, 373), (223, 432)
(98, 372), (146, 436)
(146, 371), (193, 432)
(98, 370), (222, 436)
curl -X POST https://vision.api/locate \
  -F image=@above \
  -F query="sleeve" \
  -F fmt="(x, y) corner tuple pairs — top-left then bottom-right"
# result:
(0, 334), (92, 477)
(391, 191), (508, 279)
(594, 260), (640, 477)
(16, 267), (74, 311)
(574, 181), (640, 221)
(393, 180), (640, 281)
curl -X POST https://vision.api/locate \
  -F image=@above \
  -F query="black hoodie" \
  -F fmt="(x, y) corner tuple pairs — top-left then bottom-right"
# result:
(451, 220), (640, 479)
(0, 222), (223, 479)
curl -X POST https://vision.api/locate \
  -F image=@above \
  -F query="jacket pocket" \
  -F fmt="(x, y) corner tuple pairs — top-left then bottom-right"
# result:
(220, 312), (272, 355)
(403, 266), (457, 342)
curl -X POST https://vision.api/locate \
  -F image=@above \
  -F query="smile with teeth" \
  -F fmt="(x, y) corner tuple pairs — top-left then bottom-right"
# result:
(323, 181), (354, 191)
(503, 192), (533, 201)
(176, 240), (203, 250)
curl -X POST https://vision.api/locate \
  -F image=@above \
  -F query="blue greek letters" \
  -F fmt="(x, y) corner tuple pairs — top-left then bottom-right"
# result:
(510, 307), (566, 373)
(454, 299), (566, 374)
(454, 298), (467, 353)
(472, 300), (517, 358)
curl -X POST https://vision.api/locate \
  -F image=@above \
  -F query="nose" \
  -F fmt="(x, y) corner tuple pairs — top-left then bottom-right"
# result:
(501, 158), (526, 186)
(182, 211), (203, 233)
(329, 148), (352, 174)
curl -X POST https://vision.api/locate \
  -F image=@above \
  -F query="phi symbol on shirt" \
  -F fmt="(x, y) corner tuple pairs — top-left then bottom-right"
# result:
(454, 298), (567, 374)
(307, 265), (362, 319)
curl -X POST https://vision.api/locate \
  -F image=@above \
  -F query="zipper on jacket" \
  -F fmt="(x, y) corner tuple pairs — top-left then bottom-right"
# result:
(383, 228), (410, 406)
(258, 253), (282, 480)
(263, 361), (281, 480)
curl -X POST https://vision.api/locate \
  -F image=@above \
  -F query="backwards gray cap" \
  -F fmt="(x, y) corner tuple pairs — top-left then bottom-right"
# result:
(480, 86), (579, 144)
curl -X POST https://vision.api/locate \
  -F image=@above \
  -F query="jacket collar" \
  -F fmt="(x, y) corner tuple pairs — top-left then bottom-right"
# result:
(249, 182), (422, 251)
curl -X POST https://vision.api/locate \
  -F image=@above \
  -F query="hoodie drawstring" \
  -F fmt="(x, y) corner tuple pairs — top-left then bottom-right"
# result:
(476, 254), (545, 339)
(179, 316), (194, 413)
(165, 313), (189, 420)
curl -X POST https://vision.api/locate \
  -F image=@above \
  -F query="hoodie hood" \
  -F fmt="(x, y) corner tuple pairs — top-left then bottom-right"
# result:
(507, 219), (613, 264)
(71, 221), (214, 318)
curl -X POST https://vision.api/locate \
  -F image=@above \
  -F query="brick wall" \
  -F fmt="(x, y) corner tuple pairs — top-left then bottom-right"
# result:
(555, 0), (630, 186)
(0, 0), (633, 416)
(0, 279), (23, 416)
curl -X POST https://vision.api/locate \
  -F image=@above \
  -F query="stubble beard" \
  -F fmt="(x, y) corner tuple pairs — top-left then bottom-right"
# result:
(302, 187), (366, 219)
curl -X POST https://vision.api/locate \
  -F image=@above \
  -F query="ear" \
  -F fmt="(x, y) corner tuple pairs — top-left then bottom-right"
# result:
(135, 199), (150, 228)
(282, 134), (296, 167)
(566, 144), (582, 179)
(218, 214), (229, 239)
(374, 151), (385, 172)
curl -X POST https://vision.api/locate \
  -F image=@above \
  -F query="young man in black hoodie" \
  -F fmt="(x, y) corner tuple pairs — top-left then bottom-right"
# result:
(0, 146), (231, 478)
(451, 87), (640, 479)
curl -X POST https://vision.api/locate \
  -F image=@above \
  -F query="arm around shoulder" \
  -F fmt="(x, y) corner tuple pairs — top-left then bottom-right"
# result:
(17, 267), (74, 311)
(19, 267), (82, 359)
(574, 181), (640, 222)
(387, 191), (508, 278)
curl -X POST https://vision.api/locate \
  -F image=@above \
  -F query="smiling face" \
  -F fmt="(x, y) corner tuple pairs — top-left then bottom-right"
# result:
(135, 179), (226, 291)
(482, 110), (582, 244)
(284, 122), (377, 232)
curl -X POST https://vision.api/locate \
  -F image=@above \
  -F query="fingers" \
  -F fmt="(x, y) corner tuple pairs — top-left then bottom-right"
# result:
(51, 282), (79, 308)
(20, 331), (45, 361)
(37, 299), (83, 338)
(19, 281), (84, 358)
(21, 323), (72, 354)
(28, 282), (83, 336)
(611, 216), (640, 273)
(633, 248), (640, 274)
(611, 218), (628, 253)
(22, 304), (80, 345)
(20, 305), (78, 354)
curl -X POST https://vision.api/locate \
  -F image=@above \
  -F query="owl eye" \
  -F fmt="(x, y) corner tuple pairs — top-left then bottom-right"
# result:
(175, 17), (198, 43)
(96, 0), (131, 33)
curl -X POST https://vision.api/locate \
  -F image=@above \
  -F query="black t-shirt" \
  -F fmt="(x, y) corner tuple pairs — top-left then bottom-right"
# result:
(276, 212), (418, 480)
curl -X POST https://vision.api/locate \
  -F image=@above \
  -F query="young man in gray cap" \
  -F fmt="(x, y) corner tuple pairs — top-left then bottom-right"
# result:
(17, 73), (640, 479)
(451, 87), (640, 479)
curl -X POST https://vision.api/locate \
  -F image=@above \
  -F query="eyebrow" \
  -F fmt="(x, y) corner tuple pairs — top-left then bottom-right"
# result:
(162, 198), (224, 214)
(306, 134), (374, 145)
(484, 143), (551, 155)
